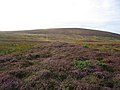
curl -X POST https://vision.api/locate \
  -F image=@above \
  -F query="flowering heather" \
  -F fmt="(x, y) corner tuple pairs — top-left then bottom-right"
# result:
(0, 29), (120, 90)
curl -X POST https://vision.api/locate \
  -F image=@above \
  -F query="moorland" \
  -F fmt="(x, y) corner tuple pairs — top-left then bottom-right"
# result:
(0, 28), (120, 90)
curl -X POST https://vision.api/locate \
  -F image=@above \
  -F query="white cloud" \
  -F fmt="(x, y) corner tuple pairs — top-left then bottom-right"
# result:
(0, 0), (119, 33)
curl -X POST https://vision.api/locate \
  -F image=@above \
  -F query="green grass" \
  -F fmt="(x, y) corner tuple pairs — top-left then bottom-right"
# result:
(0, 42), (37, 55)
(82, 44), (89, 48)
(73, 59), (91, 69)
(78, 41), (120, 51)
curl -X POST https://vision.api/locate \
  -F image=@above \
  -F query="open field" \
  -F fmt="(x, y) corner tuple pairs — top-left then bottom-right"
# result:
(0, 28), (120, 90)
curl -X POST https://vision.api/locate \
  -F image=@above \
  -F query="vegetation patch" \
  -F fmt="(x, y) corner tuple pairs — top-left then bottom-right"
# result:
(62, 84), (74, 90)
(21, 60), (34, 67)
(0, 42), (36, 55)
(113, 78), (120, 88)
(73, 59), (91, 69)
(97, 61), (113, 72)
(25, 53), (51, 60)
(0, 29), (120, 90)
(82, 44), (89, 48)
(100, 79), (114, 88)
(81, 75), (100, 84)
(96, 57), (103, 61)
(36, 70), (52, 79)
(10, 70), (30, 79)
(53, 72), (68, 81)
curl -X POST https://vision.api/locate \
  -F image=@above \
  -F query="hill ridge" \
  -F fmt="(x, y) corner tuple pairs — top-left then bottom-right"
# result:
(11, 28), (120, 39)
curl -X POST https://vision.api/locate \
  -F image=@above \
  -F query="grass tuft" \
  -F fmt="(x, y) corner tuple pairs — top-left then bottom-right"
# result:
(73, 59), (91, 69)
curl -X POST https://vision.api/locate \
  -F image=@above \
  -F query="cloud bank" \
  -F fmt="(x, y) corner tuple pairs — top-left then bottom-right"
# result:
(0, 0), (120, 34)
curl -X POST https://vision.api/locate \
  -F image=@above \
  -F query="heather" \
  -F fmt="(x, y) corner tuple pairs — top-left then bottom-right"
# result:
(0, 28), (120, 90)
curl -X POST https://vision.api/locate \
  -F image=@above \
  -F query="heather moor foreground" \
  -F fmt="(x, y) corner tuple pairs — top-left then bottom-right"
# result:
(0, 28), (120, 90)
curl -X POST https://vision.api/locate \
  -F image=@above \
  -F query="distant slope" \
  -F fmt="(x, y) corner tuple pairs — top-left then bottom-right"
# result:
(0, 28), (120, 43)
(13, 28), (120, 39)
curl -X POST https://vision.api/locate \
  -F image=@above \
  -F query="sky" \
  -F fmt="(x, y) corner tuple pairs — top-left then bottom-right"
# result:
(0, 0), (120, 34)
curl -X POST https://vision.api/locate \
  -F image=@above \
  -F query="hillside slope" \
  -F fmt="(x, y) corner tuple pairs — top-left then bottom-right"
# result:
(0, 28), (120, 90)
(13, 28), (120, 39)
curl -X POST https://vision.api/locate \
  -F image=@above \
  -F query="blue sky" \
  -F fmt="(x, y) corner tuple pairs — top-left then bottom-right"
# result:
(0, 0), (120, 34)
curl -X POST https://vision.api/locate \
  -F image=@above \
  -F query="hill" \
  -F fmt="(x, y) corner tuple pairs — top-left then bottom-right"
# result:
(0, 28), (120, 90)
(17, 28), (120, 38)
(0, 28), (120, 42)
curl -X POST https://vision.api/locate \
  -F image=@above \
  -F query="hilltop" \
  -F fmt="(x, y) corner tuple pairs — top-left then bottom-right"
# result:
(17, 28), (120, 38)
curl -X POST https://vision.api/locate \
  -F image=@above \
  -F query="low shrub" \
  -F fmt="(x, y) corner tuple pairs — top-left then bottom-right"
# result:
(48, 81), (57, 90)
(36, 70), (51, 79)
(62, 84), (74, 90)
(81, 75), (100, 84)
(10, 70), (29, 79)
(54, 72), (67, 81)
(73, 60), (91, 69)
(100, 79), (114, 88)
(21, 60), (34, 67)
(0, 74), (20, 90)
(113, 79), (120, 89)
(97, 61), (107, 68)
(113, 74), (120, 89)
(97, 61), (113, 72)
(25, 53), (51, 60)
(83, 44), (89, 48)
(96, 57), (103, 61)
